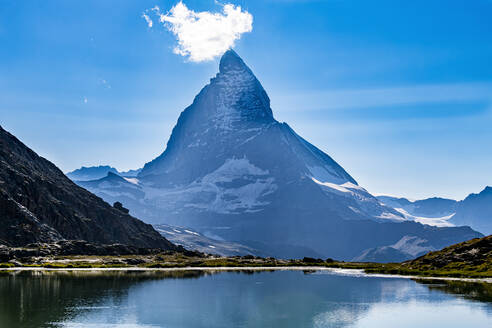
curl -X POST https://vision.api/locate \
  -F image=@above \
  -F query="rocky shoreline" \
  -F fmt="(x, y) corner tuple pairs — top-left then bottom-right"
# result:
(0, 240), (199, 266)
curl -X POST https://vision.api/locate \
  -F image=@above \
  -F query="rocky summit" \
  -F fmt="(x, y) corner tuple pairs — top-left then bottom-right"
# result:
(77, 50), (482, 261)
(0, 125), (175, 250)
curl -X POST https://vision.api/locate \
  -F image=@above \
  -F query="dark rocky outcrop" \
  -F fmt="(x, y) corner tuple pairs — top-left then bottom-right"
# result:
(113, 201), (130, 214)
(0, 240), (200, 263)
(0, 125), (176, 250)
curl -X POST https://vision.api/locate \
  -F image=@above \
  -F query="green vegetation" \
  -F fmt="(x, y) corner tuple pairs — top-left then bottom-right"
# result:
(362, 235), (492, 278)
(0, 257), (490, 278)
(1, 235), (491, 279)
(0, 263), (14, 268)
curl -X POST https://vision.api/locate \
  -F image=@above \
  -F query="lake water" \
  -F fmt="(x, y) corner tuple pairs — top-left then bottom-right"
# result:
(0, 269), (491, 328)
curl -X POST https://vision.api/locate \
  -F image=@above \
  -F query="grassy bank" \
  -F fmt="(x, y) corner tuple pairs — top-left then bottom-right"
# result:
(1, 254), (491, 278)
(2, 234), (492, 279)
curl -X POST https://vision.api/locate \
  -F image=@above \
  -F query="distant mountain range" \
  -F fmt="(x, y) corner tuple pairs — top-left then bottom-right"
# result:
(0, 125), (175, 250)
(377, 187), (492, 235)
(67, 165), (141, 181)
(71, 50), (481, 262)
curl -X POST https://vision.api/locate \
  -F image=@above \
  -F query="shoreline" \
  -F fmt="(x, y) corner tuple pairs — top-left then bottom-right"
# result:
(2, 266), (491, 283)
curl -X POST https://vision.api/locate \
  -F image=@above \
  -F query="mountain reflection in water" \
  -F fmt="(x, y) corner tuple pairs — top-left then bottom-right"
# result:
(0, 270), (490, 328)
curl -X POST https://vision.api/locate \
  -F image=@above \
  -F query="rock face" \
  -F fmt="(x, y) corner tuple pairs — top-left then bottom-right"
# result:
(77, 50), (482, 260)
(0, 125), (176, 250)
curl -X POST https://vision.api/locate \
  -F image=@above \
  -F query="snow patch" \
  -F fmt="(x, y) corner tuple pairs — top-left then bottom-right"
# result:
(394, 208), (455, 227)
(340, 182), (365, 191)
(376, 212), (407, 222)
(308, 165), (348, 185)
(311, 177), (351, 193)
(142, 158), (276, 214)
(123, 177), (139, 185)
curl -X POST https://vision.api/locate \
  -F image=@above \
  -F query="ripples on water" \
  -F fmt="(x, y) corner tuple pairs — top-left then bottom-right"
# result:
(0, 270), (491, 328)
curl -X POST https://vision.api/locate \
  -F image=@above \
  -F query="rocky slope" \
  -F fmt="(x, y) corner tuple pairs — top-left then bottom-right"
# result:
(406, 234), (492, 269)
(368, 235), (492, 277)
(76, 50), (482, 261)
(0, 125), (175, 250)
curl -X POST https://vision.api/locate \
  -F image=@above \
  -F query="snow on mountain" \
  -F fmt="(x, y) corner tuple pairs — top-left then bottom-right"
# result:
(353, 235), (437, 263)
(153, 224), (261, 257)
(77, 50), (481, 260)
(377, 189), (492, 235)
(394, 207), (455, 227)
(376, 195), (457, 218)
(133, 50), (399, 223)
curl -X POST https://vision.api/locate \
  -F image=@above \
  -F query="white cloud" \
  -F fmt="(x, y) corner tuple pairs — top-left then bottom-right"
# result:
(142, 13), (153, 28)
(150, 2), (253, 62)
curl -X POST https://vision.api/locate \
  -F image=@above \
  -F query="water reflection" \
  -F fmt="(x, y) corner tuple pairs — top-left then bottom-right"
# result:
(414, 279), (492, 305)
(0, 270), (490, 328)
(0, 270), (205, 328)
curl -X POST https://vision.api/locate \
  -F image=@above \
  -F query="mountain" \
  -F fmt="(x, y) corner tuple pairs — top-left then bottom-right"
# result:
(377, 187), (492, 235)
(120, 168), (142, 177)
(77, 50), (481, 260)
(0, 125), (175, 250)
(376, 196), (457, 217)
(77, 172), (145, 216)
(451, 187), (492, 235)
(67, 166), (141, 181)
(376, 195), (458, 227)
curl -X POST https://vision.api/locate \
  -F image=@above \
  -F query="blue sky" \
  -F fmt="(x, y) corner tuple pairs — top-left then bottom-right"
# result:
(1, 0), (491, 200)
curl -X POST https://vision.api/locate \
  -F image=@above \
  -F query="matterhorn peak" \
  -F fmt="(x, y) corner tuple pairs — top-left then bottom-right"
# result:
(164, 48), (275, 132)
(79, 50), (481, 262)
(219, 49), (251, 74)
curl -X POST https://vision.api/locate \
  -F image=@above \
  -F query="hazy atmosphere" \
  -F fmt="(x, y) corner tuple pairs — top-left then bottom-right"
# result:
(1, 0), (491, 200)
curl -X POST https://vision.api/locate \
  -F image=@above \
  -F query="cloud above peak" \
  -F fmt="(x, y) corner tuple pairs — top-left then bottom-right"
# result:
(142, 13), (153, 28)
(146, 2), (253, 62)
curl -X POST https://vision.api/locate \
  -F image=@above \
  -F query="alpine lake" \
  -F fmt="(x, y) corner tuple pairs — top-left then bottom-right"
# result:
(0, 268), (491, 328)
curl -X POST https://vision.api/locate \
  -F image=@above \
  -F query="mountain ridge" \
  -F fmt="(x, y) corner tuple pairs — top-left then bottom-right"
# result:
(67, 165), (142, 181)
(0, 125), (175, 250)
(377, 187), (492, 235)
